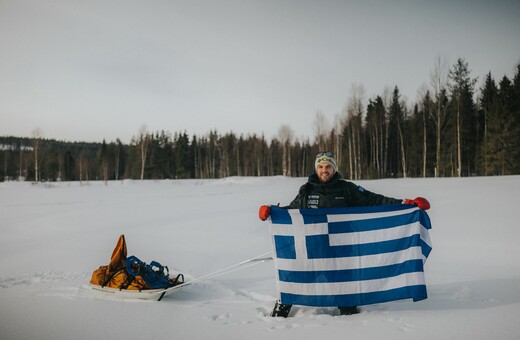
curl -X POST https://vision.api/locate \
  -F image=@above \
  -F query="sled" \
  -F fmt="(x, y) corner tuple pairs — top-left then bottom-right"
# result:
(89, 235), (272, 301)
(89, 235), (184, 300)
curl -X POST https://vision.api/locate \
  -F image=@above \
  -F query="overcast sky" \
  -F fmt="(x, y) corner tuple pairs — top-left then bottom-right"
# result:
(1, 0), (519, 144)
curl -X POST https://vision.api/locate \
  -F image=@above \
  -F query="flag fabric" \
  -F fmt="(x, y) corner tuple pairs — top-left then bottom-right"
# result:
(267, 204), (432, 307)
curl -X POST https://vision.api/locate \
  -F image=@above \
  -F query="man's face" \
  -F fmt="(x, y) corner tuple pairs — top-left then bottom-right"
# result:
(316, 162), (335, 183)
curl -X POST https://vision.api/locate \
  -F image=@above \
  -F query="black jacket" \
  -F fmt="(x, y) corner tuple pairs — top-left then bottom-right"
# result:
(286, 172), (402, 209)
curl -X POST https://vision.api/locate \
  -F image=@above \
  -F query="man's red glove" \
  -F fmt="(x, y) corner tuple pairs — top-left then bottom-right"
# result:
(403, 197), (430, 210)
(259, 205), (271, 221)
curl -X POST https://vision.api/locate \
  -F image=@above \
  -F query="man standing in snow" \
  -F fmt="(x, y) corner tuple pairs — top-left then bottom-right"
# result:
(259, 151), (430, 317)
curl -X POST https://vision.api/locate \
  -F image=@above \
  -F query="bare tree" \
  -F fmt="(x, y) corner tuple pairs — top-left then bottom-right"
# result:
(134, 125), (150, 180)
(429, 55), (449, 177)
(332, 113), (344, 167)
(313, 111), (329, 151)
(344, 84), (365, 179)
(382, 86), (394, 176)
(278, 124), (294, 176)
(31, 128), (43, 182)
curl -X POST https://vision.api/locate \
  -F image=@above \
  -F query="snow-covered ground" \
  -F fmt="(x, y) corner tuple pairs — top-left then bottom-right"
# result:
(1, 176), (519, 339)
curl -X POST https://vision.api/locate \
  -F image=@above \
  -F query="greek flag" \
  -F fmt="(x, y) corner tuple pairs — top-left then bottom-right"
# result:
(268, 204), (432, 307)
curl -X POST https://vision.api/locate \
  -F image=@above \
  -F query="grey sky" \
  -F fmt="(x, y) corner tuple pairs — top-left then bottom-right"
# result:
(1, 0), (519, 143)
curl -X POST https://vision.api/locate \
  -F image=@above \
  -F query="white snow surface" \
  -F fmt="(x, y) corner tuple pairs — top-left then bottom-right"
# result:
(1, 176), (520, 340)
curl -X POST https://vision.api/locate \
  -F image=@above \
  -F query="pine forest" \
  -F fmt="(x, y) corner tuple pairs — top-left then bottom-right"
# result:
(2, 58), (520, 182)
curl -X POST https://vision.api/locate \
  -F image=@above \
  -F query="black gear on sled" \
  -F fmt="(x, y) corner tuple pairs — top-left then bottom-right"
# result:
(126, 255), (183, 289)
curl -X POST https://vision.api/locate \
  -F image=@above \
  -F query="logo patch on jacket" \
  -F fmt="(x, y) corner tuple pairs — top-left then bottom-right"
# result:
(307, 195), (319, 208)
(357, 186), (365, 192)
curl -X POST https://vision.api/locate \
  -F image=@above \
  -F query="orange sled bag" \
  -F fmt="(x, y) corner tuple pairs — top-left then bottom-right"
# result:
(90, 235), (147, 290)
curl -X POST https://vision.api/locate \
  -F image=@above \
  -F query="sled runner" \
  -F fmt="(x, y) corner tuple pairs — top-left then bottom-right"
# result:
(89, 284), (172, 301)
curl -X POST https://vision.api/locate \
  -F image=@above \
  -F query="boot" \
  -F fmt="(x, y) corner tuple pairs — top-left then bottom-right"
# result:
(338, 306), (359, 315)
(271, 300), (292, 318)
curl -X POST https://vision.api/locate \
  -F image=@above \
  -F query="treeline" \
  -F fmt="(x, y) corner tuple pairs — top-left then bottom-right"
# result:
(0, 132), (308, 181)
(1, 58), (519, 182)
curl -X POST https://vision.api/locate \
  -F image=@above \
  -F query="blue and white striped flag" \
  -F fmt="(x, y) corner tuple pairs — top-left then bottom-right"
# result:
(267, 204), (432, 307)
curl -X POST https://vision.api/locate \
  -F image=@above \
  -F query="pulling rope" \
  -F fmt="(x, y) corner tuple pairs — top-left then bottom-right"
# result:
(158, 251), (273, 300)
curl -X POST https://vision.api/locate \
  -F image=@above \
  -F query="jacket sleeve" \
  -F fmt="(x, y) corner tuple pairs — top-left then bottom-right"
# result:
(344, 181), (402, 206)
(283, 184), (307, 209)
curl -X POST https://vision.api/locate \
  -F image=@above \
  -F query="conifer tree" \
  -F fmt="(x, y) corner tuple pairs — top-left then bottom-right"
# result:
(387, 87), (405, 177)
(478, 73), (499, 175)
(448, 58), (477, 176)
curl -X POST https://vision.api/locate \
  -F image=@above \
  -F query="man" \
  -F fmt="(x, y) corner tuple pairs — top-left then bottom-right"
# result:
(259, 151), (430, 317)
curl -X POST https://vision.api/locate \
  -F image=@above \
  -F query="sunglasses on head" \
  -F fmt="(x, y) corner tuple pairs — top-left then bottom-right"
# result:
(316, 151), (334, 158)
